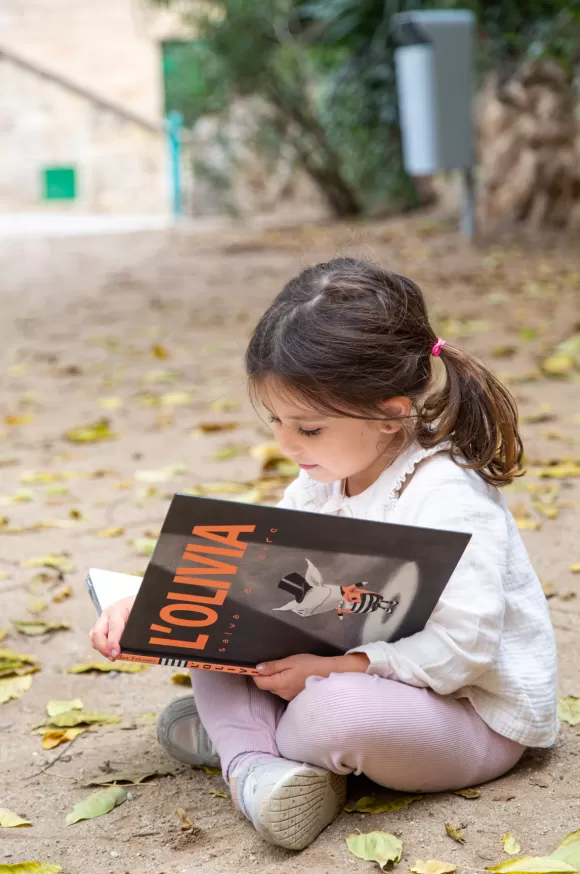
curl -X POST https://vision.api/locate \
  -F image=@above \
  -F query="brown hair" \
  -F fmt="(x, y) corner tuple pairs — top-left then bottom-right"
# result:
(245, 257), (523, 487)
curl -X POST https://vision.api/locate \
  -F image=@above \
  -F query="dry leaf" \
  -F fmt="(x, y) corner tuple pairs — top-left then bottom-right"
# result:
(11, 620), (70, 637)
(20, 554), (74, 573)
(558, 696), (580, 726)
(570, 564), (580, 574)
(486, 859), (575, 873)
(4, 414), (33, 426)
(26, 599), (48, 615)
(171, 672), (192, 686)
(152, 344), (169, 359)
(95, 527), (125, 538)
(538, 462), (580, 480)
(82, 765), (175, 786)
(200, 766), (221, 776)
(210, 399), (240, 413)
(345, 794), (422, 814)
(143, 369), (178, 384)
(131, 537), (157, 556)
(209, 789), (228, 798)
(134, 463), (187, 483)
(46, 699), (83, 718)
(196, 422), (238, 434)
(177, 806), (200, 839)
(445, 823), (465, 844)
(520, 405), (554, 425)
(0, 630), (8, 643)
(67, 661), (146, 674)
(135, 712), (158, 725)
(501, 835), (522, 855)
(41, 727), (86, 750)
(34, 711), (120, 730)
(0, 808), (32, 828)
(410, 862), (457, 874)
(346, 832), (403, 870)
(161, 392), (192, 407)
(0, 647), (39, 677)
(98, 397), (123, 410)
(0, 675), (32, 704)
(52, 585), (72, 603)
(65, 786), (127, 826)
(541, 582), (557, 599)
(0, 864), (61, 873)
(454, 788), (481, 799)
(64, 419), (117, 444)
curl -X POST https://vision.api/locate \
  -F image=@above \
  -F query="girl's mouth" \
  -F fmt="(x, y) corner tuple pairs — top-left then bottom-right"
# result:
(299, 463), (318, 470)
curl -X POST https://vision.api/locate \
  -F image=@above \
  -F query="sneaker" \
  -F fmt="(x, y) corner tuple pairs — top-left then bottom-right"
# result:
(157, 695), (220, 769)
(232, 755), (346, 851)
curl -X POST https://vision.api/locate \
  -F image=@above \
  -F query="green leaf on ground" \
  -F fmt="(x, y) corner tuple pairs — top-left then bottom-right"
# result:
(0, 864), (62, 873)
(65, 786), (127, 825)
(0, 675), (32, 704)
(46, 699), (83, 718)
(551, 829), (580, 869)
(501, 835), (522, 855)
(445, 823), (465, 844)
(346, 832), (403, 870)
(487, 859), (575, 873)
(558, 696), (580, 726)
(410, 862), (457, 874)
(345, 794), (422, 814)
(454, 788), (481, 799)
(0, 809), (32, 828)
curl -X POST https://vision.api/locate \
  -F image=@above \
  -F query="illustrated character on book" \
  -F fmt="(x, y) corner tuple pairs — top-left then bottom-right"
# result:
(273, 559), (399, 620)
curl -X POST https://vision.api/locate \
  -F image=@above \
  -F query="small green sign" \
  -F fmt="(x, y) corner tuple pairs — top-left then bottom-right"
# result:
(43, 166), (77, 200)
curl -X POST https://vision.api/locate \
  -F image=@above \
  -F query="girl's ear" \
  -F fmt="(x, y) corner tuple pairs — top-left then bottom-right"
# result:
(380, 397), (412, 431)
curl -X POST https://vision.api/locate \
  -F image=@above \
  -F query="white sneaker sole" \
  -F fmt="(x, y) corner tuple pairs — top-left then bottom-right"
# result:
(253, 765), (346, 851)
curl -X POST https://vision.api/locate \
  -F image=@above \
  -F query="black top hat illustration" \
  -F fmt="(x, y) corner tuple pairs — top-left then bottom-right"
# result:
(277, 572), (312, 603)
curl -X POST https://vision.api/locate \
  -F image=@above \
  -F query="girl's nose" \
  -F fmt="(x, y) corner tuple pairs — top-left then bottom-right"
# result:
(276, 427), (302, 459)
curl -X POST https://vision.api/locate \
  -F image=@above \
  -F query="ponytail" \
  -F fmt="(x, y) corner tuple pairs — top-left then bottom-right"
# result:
(418, 343), (524, 487)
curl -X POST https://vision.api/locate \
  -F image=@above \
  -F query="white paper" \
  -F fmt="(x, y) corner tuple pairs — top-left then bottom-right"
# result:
(86, 568), (142, 613)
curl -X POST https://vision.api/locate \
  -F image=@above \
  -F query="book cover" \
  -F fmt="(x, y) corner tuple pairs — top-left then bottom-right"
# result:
(95, 493), (471, 676)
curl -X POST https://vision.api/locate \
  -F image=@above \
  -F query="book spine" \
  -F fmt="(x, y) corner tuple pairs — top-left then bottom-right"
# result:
(117, 651), (258, 675)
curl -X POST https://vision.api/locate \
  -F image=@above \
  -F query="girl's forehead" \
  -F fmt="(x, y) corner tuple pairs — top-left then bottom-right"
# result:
(258, 381), (325, 420)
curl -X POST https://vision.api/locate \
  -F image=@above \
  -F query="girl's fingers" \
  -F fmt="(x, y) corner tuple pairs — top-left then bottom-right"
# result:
(90, 613), (111, 657)
(107, 609), (128, 659)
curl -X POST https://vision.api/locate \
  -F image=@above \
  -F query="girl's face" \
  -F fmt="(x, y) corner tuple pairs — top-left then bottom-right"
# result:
(260, 382), (411, 493)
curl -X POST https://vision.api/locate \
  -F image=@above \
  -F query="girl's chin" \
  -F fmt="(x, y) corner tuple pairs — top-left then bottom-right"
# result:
(302, 467), (338, 483)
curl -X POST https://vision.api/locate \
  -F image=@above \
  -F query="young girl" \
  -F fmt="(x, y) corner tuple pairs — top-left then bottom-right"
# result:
(90, 258), (558, 852)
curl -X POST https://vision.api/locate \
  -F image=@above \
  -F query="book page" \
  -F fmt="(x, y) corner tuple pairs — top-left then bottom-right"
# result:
(86, 569), (142, 613)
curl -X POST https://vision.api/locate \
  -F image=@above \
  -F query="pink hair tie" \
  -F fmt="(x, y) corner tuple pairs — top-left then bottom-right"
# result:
(431, 338), (446, 357)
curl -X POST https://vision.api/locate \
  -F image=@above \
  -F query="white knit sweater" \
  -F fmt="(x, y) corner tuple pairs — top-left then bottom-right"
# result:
(278, 442), (559, 748)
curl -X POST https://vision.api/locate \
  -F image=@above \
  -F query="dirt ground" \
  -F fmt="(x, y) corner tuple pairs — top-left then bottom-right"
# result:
(1, 213), (580, 874)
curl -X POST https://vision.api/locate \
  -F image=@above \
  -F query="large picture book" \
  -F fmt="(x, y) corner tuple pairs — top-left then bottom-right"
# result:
(85, 493), (470, 676)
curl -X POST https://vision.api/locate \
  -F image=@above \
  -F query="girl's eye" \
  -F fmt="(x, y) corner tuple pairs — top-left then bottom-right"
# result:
(298, 427), (321, 438)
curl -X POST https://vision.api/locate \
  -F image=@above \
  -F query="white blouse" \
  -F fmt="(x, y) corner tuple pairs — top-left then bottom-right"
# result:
(277, 442), (559, 748)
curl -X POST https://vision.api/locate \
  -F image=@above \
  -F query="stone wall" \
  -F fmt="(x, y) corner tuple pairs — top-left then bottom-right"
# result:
(0, 0), (170, 214)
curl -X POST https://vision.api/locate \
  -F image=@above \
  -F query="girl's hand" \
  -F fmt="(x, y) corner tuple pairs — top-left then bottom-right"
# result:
(253, 652), (369, 701)
(89, 596), (136, 661)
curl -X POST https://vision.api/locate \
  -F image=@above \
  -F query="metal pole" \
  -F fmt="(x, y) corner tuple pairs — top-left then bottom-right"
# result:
(167, 110), (183, 219)
(460, 165), (475, 240)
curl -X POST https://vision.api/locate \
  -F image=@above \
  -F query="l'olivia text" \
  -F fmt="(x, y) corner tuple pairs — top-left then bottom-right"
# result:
(148, 524), (255, 652)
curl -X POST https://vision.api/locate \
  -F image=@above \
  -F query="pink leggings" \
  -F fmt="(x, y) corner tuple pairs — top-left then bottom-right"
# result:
(190, 670), (525, 793)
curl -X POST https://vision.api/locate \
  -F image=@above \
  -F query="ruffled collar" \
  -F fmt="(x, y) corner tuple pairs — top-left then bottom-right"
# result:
(305, 440), (453, 519)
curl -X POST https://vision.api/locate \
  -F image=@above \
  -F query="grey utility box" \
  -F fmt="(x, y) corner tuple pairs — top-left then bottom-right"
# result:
(392, 10), (476, 176)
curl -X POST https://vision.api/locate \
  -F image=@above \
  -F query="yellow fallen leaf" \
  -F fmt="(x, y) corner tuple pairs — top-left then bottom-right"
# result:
(152, 343), (169, 359)
(11, 620), (70, 637)
(0, 808), (31, 828)
(64, 419), (117, 444)
(209, 398), (240, 413)
(541, 582), (557, 599)
(570, 564), (580, 574)
(65, 786), (127, 826)
(20, 554), (74, 573)
(131, 537), (157, 556)
(411, 862), (457, 874)
(445, 823), (465, 843)
(35, 711), (120, 730)
(98, 397), (123, 410)
(4, 415), (33, 426)
(0, 675), (32, 703)
(454, 787), (481, 799)
(26, 599), (48, 615)
(196, 422), (238, 434)
(249, 441), (298, 474)
(47, 699), (83, 718)
(67, 661), (146, 674)
(538, 462), (580, 480)
(134, 463), (187, 483)
(0, 864), (61, 873)
(95, 527), (125, 538)
(161, 392), (192, 406)
(501, 835), (522, 855)
(19, 472), (62, 484)
(142, 369), (178, 384)
(171, 672), (192, 686)
(486, 859), (575, 873)
(346, 832), (403, 870)
(52, 585), (72, 603)
(209, 789), (228, 798)
(345, 794), (423, 814)
(558, 696), (580, 726)
(542, 355), (575, 377)
(41, 727), (85, 750)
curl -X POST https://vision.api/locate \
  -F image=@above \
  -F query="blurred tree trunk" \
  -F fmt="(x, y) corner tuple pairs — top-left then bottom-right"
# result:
(477, 60), (580, 229)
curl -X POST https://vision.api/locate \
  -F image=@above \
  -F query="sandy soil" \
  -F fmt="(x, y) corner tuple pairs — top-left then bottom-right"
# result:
(1, 214), (579, 874)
